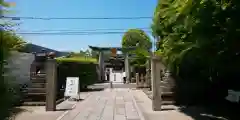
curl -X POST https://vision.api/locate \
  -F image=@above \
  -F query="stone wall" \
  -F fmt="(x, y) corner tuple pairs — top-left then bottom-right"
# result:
(5, 51), (34, 85)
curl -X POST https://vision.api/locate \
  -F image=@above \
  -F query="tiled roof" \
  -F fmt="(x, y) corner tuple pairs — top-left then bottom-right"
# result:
(23, 43), (69, 57)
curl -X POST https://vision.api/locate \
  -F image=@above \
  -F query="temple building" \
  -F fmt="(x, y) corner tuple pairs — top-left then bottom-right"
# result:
(89, 46), (135, 83)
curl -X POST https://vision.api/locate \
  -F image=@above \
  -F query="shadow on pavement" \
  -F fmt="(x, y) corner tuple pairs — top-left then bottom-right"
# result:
(56, 108), (74, 111)
(179, 103), (240, 120)
(81, 88), (104, 92)
(10, 107), (28, 119)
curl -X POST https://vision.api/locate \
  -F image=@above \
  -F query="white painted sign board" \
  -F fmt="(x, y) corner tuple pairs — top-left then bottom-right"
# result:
(225, 90), (240, 103)
(64, 77), (80, 99)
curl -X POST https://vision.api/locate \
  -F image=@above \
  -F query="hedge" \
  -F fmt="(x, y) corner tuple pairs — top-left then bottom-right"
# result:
(56, 57), (98, 90)
(56, 57), (97, 63)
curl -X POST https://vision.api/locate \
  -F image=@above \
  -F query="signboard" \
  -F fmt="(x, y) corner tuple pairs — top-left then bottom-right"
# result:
(64, 77), (80, 99)
(225, 90), (240, 103)
(111, 48), (117, 57)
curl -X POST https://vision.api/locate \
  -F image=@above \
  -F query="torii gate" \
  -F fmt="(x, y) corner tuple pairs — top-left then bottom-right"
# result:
(89, 46), (136, 83)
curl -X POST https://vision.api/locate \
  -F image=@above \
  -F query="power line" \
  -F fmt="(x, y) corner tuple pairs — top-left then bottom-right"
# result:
(16, 27), (151, 32)
(16, 31), (152, 36)
(2, 16), (152, 20)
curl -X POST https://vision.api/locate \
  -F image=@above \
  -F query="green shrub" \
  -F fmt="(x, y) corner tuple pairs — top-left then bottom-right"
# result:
(56, 57), (98, 90)
(56, 57), (97, 63)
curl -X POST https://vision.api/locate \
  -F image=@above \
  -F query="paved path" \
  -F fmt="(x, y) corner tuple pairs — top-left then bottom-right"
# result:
(13, 92), (91, 120)
(132, 90), (193, 120)
(89, 83), (137, 89)
(59, 88), (143, 120)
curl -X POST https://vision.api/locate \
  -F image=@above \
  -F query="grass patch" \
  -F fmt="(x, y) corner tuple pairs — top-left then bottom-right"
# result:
(56, 57), (97, 63)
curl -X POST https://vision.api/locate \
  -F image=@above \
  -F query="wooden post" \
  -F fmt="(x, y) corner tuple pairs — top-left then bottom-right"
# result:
(45, 58), (57, 111)
(136, 73), (140, 88)
(151, 56), (162, 111)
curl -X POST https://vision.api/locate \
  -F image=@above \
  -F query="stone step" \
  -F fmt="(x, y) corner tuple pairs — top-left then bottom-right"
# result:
(26, 88), (46, 93)
(24, 93), (46, 102)
(30, 72), (46, 75)
(30, 83), (46, 88)
(31, 78), (46, 83)
(31, 73), (46, 78)
(23, 101), (46, 106)
(160, 81), (175, 87)
(160, 86), (174, 92)
(161, 92), (174, 101)
(31, 75), (46, 79)
(27, 92), (46, 95)
(23, 98), (64, 106)
(162, 101), (175, 105)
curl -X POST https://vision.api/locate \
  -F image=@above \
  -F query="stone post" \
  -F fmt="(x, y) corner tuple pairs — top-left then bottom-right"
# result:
(125, 53), (131, 83)
(136, 73), (140, 88)
(140, 74), (144, 88)
(98, 51), (104, 81)
(146, 59), (152, 89)
(151, 56), (162, 111)
(144, 75), (148, 88)
(45, 58), (57, 111)
(109, 81), (113, 88)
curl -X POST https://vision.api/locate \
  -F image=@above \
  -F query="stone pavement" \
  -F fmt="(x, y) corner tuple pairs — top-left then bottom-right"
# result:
(59, 88), (143, 120)
(13, 92), (91, 120)
(132, 89), (194, 120)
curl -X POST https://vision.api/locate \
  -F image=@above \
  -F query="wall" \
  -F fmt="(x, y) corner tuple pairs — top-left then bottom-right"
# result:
(5, 51), (34, 85)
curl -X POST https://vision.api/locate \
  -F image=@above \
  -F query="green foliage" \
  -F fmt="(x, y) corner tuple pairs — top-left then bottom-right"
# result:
(152, 0), (240, 104)
(57, 58), (98, 89)
(0, 1), (27, 119)
(122, 29), (152, 52)
(122, 29), (152, 66)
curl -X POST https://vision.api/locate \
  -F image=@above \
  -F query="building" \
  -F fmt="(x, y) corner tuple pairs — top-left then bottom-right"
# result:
(23, 43), (69, 57)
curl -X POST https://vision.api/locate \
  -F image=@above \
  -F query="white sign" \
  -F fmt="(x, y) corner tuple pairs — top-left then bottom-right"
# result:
(64, 77), (80, 99)
(225, 90), (240, 103)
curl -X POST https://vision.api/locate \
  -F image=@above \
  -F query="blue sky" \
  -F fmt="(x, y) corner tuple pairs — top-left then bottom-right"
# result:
(10, 0), (157, 52)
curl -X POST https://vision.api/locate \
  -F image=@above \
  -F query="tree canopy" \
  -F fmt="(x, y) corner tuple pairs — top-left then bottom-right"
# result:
(122, 29), (152, 52)
(152, 0), (240, 104)
(121, 29), (152, 66)
(1, 1), (27, 119)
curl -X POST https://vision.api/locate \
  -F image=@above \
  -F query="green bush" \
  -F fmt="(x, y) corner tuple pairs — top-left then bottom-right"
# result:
(56, 57), (98, 90)
(56, 57), (97, 63)
(0, 34), (25, 119)
(152, 0), (240, 105)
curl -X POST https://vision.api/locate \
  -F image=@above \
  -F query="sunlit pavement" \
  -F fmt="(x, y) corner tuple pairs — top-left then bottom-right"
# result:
(58, 88), (143, 120)
(89, 82), (137, 89)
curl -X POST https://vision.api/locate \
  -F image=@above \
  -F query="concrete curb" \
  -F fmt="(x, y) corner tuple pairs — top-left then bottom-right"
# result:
(130, 89), (146, 120)
(55, 92), (92, 120)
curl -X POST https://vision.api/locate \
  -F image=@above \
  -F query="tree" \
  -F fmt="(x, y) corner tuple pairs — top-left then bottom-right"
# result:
(1, 1), (27, 119)
(121, 29), (152, 65)
(152, 0), (240, 104)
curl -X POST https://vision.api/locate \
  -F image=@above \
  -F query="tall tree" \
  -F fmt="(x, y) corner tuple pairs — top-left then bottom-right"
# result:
(122, 29), (152, 66)
(122, 29), (152, 56)
(1, 1), (26, 119)
(152, 0), (240, 104)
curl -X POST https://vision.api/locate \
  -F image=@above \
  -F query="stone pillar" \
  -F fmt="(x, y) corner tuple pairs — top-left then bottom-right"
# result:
(130, 66), (134, 83)
(144, 75), (148, 88)
(136, 73), (140, 88)
(45, 58), (57, 111)
(151, 56), (162, 111)
(125, 53), (131, 83)
(146, 59), (152, 89)
(98, 51), (104, 81)
(140, 74), (144, 88)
